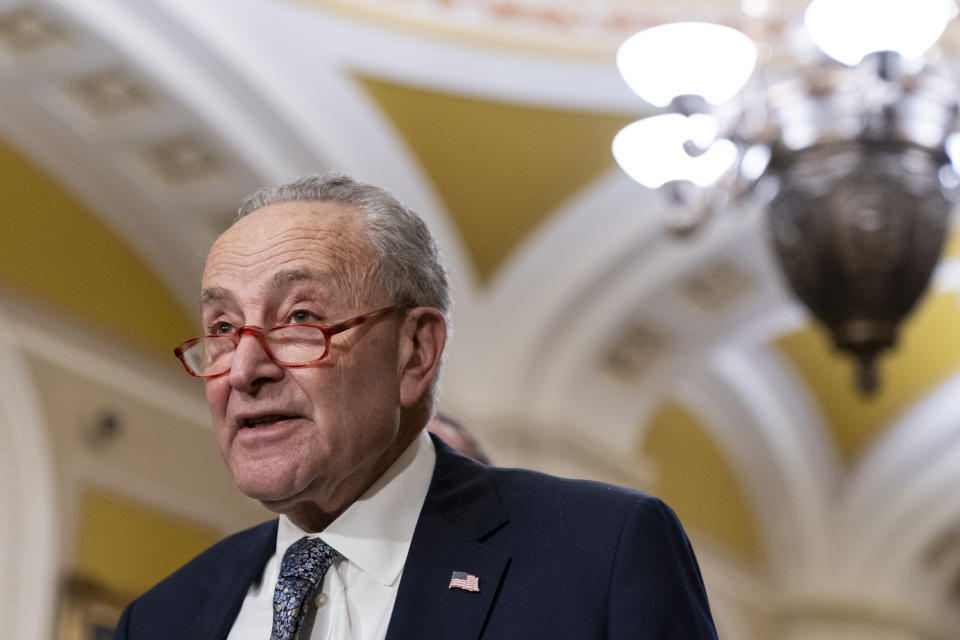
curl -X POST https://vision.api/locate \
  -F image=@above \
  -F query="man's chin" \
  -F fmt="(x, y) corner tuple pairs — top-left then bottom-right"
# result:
(256, 494), (302, 513)
(232, 473), (305, 508)
(254, 489), (342, 532)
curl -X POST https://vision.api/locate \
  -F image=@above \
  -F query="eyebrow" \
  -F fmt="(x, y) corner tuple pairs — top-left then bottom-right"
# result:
(199, 287), (232, 307)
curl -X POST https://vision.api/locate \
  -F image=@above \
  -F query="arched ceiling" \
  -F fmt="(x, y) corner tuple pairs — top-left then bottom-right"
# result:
(0, 134), (193, 357)
(357, 74), (633, 281)
(2, 0), (960, 635)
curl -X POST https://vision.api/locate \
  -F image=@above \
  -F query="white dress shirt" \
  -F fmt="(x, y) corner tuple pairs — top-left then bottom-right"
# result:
(226, 430), (437, 640)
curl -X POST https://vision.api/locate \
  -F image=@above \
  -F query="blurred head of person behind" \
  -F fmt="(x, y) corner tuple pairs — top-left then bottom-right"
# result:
(426, 414), (491, 464)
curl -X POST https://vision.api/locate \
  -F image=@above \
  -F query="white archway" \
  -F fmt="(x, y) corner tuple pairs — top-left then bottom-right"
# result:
(0, 306), (59, 640)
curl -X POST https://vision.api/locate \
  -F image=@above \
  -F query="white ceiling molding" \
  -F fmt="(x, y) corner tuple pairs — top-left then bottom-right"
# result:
(840, 370), (960, 541)
(68, 457), (263, 537)
(481, 415), (655, 491)
(140, 0), (482, 325)
(0, 0), (242, 309)
(272, 1), (642, 111)
(700, 346), (840, 590)
(451, 171), (666, 418)
(693, 538), (779, 640)
(48, 0), (317, 182)
(836, 371), (960, 611)
(5, 311), (210, 427)
(480, 180), (790, 452)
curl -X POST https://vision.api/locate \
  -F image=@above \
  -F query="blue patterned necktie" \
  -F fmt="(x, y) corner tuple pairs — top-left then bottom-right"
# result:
(270, 536), (337, 640)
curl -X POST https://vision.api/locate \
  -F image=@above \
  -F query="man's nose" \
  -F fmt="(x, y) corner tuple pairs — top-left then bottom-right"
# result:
(228, 329), (283, 393)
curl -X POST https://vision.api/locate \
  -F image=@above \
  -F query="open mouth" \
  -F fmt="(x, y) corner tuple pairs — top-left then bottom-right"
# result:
(243, 415), (296, 428)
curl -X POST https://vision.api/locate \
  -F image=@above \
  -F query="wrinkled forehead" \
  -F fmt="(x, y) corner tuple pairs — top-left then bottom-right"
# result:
(201, 201), (378, 305)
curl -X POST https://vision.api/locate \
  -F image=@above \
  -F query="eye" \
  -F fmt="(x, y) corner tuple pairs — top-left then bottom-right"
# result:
(209, 321), (235, 335)
(289, 309), (318, 324)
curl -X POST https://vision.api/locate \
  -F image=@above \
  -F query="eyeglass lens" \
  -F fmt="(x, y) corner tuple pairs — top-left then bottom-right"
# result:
(183, 325), (329, 376)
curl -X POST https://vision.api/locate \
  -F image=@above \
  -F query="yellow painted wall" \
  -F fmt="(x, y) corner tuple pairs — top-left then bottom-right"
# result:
(776, 292), (960, 461)
(640, 401), (763, 564)
(74, 489), (220, 598)
(943, 228), (960, 258)
(358, 74), (634, 282)
(0, 136), (194, 358)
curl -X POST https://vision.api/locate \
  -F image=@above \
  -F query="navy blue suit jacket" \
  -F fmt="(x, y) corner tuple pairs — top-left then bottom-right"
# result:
(113, 436), (718, 639)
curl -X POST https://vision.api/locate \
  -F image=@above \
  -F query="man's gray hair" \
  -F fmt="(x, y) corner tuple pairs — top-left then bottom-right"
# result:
(238, 173), (451, 321)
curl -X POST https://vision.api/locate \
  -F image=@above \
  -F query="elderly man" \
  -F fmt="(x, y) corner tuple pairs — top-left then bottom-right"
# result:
(114, 174), (718, 639)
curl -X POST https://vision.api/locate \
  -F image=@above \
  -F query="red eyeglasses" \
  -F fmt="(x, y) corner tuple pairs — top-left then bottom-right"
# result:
(174, 304), (406, 378)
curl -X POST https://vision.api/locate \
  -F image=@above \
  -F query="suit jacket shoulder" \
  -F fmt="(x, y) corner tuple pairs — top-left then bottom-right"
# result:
(112, 519), (277, 640)
(388, 436), (717, 640)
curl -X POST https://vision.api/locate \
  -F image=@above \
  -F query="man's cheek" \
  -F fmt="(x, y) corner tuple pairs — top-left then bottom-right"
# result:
(205, 380), (228, 414)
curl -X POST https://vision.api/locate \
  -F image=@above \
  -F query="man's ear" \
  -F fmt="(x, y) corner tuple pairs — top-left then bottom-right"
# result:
(398, 307), (446, 408)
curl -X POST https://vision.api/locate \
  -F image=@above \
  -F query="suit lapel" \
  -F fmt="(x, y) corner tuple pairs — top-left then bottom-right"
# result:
(201, 520), (278, 639)
(386, 437), (509, 640)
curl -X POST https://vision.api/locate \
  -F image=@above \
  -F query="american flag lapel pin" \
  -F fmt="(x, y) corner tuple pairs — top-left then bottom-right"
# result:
(448, 570), (480, 592)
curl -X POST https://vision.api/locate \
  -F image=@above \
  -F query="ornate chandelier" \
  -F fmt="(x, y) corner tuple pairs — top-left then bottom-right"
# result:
(613, 0), (960, 394)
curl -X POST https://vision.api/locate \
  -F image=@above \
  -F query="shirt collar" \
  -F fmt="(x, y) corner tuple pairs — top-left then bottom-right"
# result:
(277, 429), (436, 586)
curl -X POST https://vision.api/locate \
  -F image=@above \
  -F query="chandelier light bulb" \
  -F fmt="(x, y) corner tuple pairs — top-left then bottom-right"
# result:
(741, 145), (772, 180)
(946, 132), (960, 171)
(616, 22), (757, 108)
(612, 114), (738, 188)
(804, 0), (958, 66)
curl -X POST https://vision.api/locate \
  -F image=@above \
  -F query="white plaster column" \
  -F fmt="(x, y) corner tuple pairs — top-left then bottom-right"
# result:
(0, 307), (59, 640)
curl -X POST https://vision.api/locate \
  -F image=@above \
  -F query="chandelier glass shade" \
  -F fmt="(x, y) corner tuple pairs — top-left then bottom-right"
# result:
(615, 22), (758, 107)
(612, 114), (739, 188)
(614, 2), (960, 393)
(804, 0), (957, 66)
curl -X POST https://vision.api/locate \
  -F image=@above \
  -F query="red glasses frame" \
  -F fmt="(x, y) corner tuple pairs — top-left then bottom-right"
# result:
(174, 304), (407, 378)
